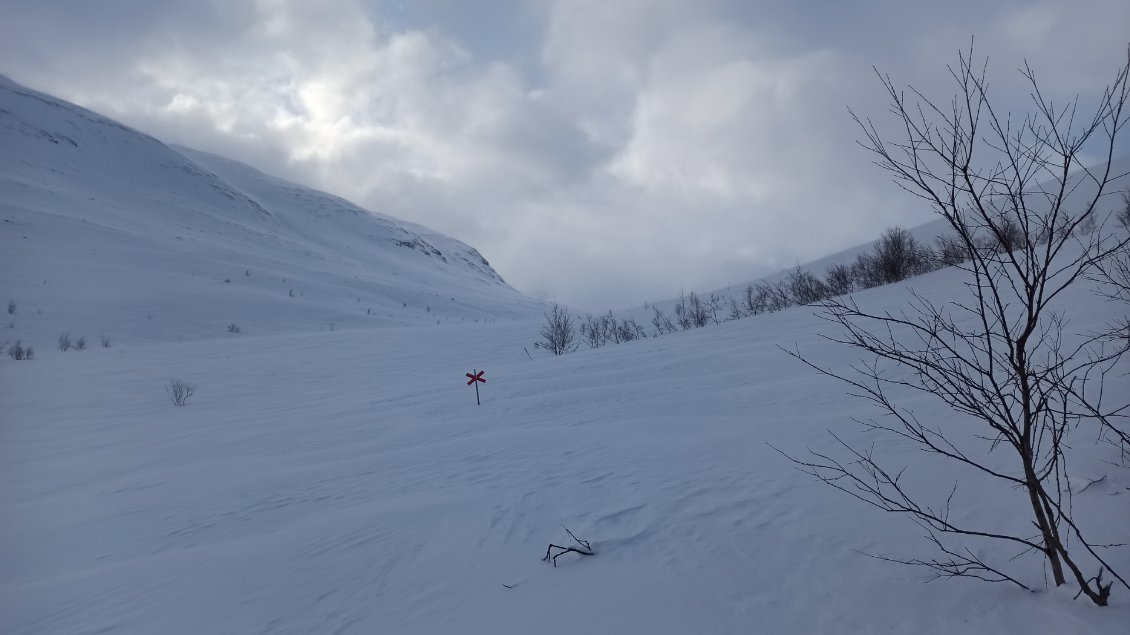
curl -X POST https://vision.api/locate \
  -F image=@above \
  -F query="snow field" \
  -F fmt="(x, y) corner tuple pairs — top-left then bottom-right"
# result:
(3, 267), (1128, 634)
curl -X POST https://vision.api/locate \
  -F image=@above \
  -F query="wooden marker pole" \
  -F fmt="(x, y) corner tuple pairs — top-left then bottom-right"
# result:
(466, 369), (486, 405)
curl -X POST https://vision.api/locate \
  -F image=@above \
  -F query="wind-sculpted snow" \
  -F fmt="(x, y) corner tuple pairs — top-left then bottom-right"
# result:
(2, 265), (1128, 633)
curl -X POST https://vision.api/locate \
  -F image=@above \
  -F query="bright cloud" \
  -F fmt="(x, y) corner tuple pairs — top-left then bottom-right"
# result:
(2, 0), (1128, 310)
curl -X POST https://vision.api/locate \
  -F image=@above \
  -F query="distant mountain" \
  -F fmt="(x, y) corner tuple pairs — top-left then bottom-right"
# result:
(0, 75), (542, 344)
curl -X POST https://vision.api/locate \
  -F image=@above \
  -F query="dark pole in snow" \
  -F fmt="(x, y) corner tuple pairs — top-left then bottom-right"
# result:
(466, 369), (486, 405)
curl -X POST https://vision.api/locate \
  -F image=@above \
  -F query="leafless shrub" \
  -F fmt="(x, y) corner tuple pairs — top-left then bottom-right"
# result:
(788, 269), (831, 305)
(166, 378), (195, 406)
(583, 312), (648, 347)
(854, 226), (938, 288)
(8, 341), (33, 360)
(74, 336), (86, 350)
(651, 306), (677, 335)
(824, 263), (856, 296)
(101, 335), (111, 348)
(580, 314), (603, 348)
(1076, 213), (1098, 236)
(57, 332), (72, 352)
(742, 284), (761, 315)
(618, 317), (647, 342)
(6, 300), (14, 315)
(227, 323), (241, 334)
(687, 292), (713, 328)
(986, 213), (1025, 254)
(672, 292), (692, 330)
(727, 298), (746, 320)
(935, 233), (969, 267)
(760, 281), (794, 312)
(538, 304), (578, 355)
(784, 44), (1130, 605)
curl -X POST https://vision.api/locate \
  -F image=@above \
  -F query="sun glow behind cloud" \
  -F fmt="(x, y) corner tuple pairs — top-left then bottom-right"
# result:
(2, 0), (1128, 309)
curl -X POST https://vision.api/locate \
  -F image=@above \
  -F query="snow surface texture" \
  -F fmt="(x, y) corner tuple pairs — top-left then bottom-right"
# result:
(2, 78), (1130, 634)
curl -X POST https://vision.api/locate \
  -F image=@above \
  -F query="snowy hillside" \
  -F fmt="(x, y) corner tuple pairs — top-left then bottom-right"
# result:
(619, 155), (1130, 324)
(0, 75), (542, 346)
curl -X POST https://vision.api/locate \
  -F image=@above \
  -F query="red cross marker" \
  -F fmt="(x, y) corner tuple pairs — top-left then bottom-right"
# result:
(466, 369), (486, 405)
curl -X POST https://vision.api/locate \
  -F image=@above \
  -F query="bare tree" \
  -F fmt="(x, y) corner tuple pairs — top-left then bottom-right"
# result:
(706, 293), (727, 324)
(783, 45), (1130, 605)
(856, 226), (937, 287)
(788, 268), (831, 305)
(652, 306), (677, 335)
(742, 284), (762, 315)
(581, 314), (604, 348)
(687, 292), (712, 328)
(765, 281), (794, 312)
(166, 378), (195, 406)
(7, 340), (33, 360)
(935, 232), (970, 267)
(824, 263), (856, 296)
(673, 292), (693, 330)
(538, 304), (578, 355)
(727, 298), (747, 320)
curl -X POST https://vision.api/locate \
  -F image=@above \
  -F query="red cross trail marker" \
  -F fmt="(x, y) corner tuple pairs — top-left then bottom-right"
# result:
(466, 369), (486, 405)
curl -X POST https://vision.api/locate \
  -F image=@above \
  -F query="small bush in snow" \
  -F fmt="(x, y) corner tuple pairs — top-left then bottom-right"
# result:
(651, 306), (676, 335)
(824, 263), (856, 296)
(166, 379), (195, 406)
(8, 341), (33, 360)
(6, 300), (14, 315)
(538, 304), (578, 355)
(853, 226), (935, 288)
(58, 332), (72, 352)
(101, 335), (111, 348)
(787, 269), (830, 305)
(227, 323), (241, 334)
(74, 336), (87, 350)
(934, 233), (969, 267)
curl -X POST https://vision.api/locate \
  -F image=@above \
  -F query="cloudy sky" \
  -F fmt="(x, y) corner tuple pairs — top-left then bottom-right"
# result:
(3, 1), (1128, 310)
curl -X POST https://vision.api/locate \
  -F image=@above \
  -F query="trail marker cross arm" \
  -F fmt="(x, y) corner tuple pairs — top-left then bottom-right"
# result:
(466, 370), (486, 385)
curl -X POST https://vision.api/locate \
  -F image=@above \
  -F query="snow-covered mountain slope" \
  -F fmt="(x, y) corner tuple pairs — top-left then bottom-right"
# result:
(2, 259), (1127, 634)
(0, 75), (542, 345)
(623, 155), (1130, 321)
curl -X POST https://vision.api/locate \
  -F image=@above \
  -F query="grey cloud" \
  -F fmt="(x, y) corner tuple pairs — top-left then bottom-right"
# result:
(1, 0), (1127, 310)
